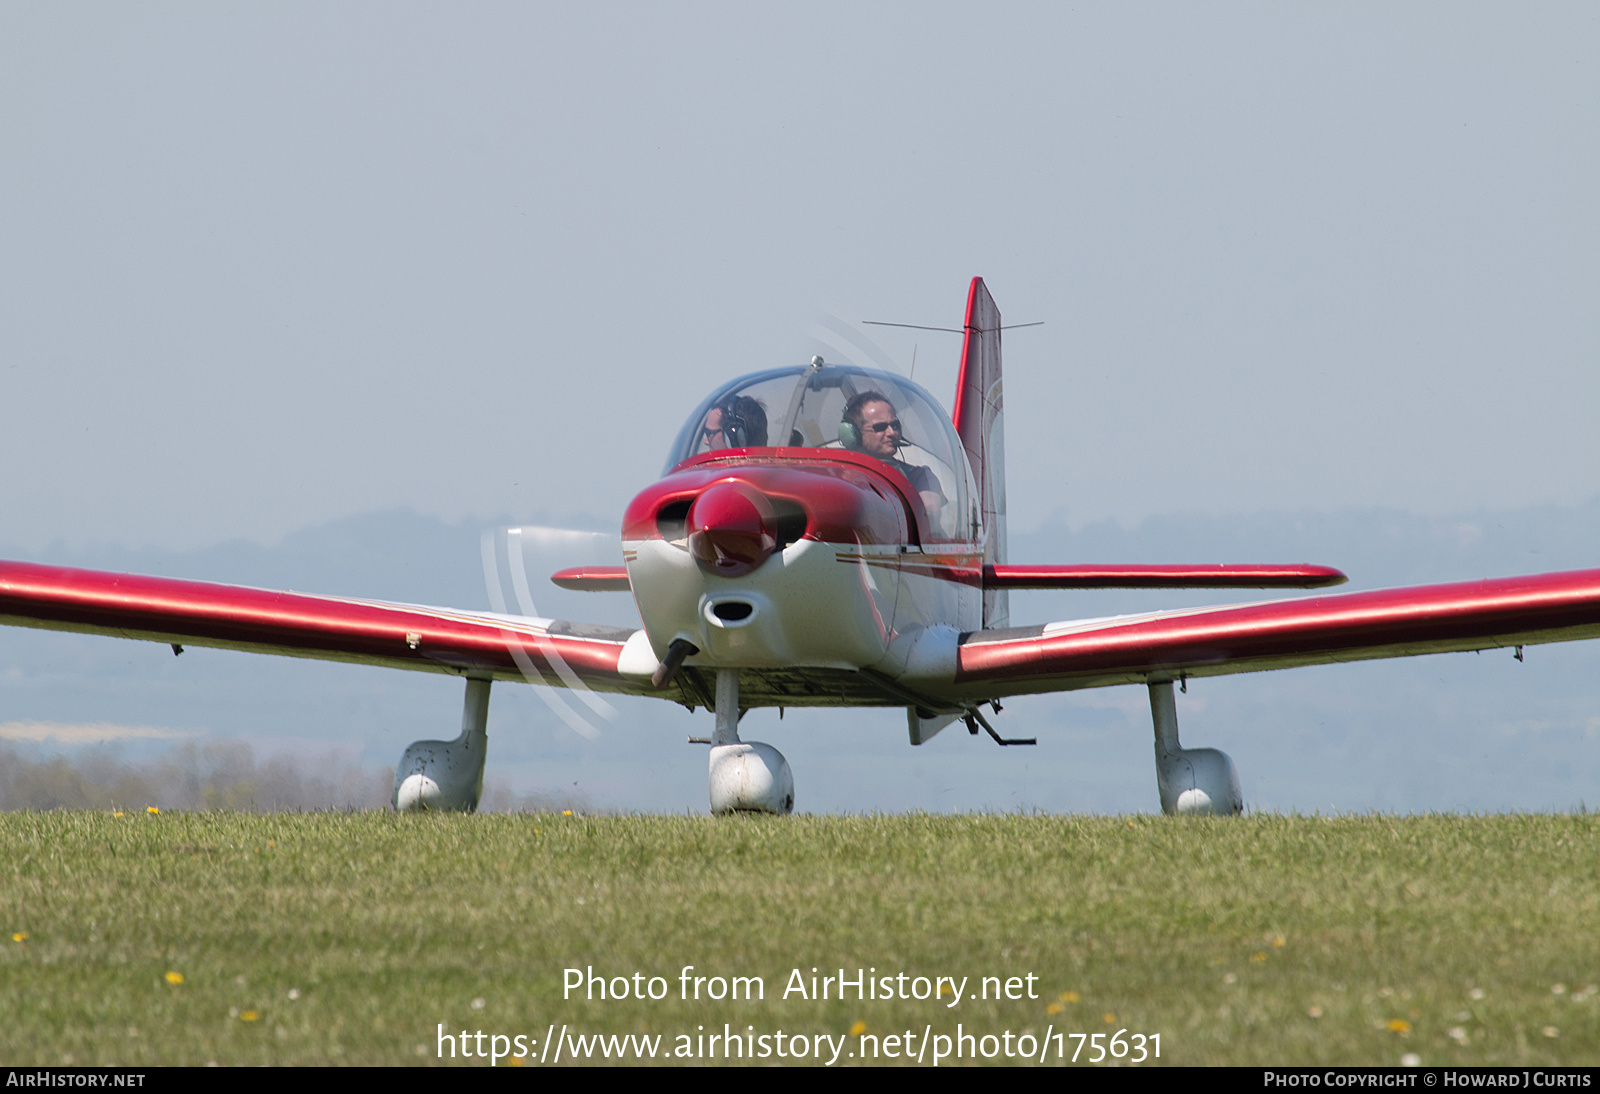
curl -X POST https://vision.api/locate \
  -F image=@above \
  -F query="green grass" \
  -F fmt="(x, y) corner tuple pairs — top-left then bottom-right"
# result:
(1, 811), (1596, 1066)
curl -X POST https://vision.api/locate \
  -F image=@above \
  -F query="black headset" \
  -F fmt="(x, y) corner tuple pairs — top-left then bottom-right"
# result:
(723, 410), (750, 448)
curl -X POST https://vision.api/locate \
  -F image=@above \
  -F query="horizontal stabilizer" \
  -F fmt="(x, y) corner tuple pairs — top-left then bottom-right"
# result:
(986, 563), (1347, 590)
(551, 565), (632, 592)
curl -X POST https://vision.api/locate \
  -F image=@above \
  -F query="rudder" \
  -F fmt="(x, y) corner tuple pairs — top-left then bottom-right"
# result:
(952, 277), (1008, 628)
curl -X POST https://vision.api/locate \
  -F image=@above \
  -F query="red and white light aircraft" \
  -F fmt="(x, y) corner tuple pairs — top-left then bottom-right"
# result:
(4, 277), (1599, 815)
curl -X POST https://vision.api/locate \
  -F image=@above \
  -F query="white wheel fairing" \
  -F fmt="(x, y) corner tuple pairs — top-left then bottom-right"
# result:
(392, 678), (491, 813)
(708, 742), (795, 814)
(1148, 681), (1243, 816)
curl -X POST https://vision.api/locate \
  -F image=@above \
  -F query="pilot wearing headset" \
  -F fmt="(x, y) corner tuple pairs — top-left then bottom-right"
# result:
(699, 395), (769, 452)
(840, 391), (945, 526)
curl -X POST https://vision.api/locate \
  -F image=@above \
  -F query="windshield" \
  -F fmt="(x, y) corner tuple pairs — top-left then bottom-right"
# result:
(665, 363), (975, 541)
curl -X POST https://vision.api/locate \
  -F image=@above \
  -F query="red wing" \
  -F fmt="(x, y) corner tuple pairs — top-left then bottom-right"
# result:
(0, 560), (655, 696)
(955, 568), (1600, 699)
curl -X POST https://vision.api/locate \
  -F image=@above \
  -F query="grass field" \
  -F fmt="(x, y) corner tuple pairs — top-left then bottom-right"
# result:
(1, 810), (1596, 1067)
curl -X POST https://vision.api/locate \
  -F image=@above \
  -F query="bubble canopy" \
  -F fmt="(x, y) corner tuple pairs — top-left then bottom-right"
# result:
(665, 363), (975, 540)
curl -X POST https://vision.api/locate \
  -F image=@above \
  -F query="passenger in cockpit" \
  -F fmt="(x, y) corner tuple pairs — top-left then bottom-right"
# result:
(840, 391), (946, 525)
(699, 395), (769, 452)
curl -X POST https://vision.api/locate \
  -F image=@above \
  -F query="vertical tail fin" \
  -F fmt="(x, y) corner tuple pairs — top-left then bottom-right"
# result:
(952, 277), (1008, 628)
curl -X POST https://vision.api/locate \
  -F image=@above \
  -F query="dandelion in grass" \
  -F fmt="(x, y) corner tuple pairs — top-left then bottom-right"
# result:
(1272, 936), (1286, 948)
(1102, 1012), (1116, 1025)
(147, 807), (159, 815)
(849, 1021), (866, 1036)
(1059, 991), (1079, 1003)
(113, 812), (124, 818)
(1250, 952), (1268, 962)
(241, 1011), (259, 1022)
(1046, 1003), (1064, 1015)
(562, 810), (573, 817)
(12, 932), (26, 943)
(1386, 1019), (1411, 1033)
(165, 971), (183, 985)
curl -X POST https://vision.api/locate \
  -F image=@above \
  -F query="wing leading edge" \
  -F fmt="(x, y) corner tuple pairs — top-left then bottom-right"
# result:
(0, 560), (657, 696)
(953, 567), (1600, 700)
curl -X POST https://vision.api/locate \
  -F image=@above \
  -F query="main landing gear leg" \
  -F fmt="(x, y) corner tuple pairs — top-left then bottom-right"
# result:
(707, 669), (794, 814)
(393, 677), (490, 812)
(1149, 680), (1242, 816)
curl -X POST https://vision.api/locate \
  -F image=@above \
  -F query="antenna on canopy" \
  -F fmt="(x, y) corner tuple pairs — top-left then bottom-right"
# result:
(863, 321), (961, 333)
(909, 344), (917, 384)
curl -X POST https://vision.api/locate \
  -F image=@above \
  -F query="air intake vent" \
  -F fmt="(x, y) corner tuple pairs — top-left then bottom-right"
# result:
(656, 500), (692, 540)
(771, 499), (807, 549)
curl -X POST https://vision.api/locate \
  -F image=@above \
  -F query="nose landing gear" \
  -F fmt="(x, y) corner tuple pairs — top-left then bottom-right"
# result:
(706, 669), (794, 814)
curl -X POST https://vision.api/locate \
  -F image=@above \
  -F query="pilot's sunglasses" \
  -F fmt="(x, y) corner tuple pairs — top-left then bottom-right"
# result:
(701, 426), (722, 439)
(867, 419), (902, 433)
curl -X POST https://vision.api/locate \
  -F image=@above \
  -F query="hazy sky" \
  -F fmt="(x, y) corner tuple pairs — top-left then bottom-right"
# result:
(2, 5), (1598, 816)
(3, 3), (1595, 553)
